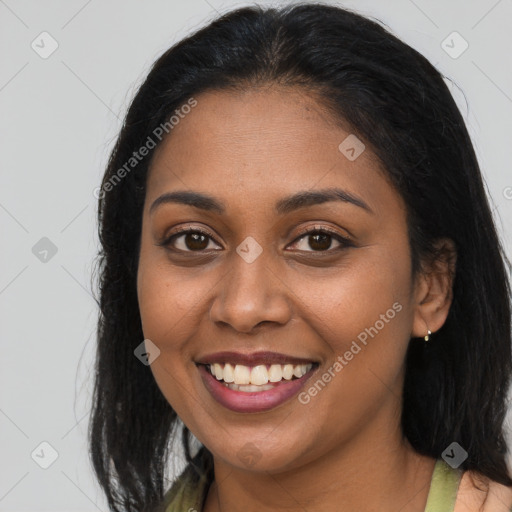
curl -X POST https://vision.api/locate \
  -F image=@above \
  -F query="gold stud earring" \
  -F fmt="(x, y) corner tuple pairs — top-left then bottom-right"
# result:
(424, 329), (432, 342)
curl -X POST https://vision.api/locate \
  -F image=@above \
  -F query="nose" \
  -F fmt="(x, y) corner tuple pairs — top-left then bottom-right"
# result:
(209, 248), (292, 334)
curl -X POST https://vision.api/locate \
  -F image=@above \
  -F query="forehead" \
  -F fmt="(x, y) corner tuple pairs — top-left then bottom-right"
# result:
(146, 86), (403, 218)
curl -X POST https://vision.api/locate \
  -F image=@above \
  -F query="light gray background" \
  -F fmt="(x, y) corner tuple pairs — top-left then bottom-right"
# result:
(1, 0), (511, 510)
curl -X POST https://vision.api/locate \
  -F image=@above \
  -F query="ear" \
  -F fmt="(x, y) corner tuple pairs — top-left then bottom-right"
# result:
(411, 238), (457, 338)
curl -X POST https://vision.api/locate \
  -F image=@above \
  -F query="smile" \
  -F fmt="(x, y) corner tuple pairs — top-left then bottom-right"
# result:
(208, 362), (313, 389)
(197, 361), (319, 413)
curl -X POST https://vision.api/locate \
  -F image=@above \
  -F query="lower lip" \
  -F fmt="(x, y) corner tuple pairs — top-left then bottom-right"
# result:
(197, 364), (318, 413)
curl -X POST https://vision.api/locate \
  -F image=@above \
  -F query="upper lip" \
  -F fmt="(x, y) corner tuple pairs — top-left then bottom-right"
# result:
(195, 351), (317, 366)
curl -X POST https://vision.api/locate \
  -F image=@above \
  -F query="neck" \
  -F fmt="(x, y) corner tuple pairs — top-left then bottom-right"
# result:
(203, 413), (436, 512)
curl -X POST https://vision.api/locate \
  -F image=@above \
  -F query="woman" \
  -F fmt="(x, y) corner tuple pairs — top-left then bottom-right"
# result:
(89, 3), (512, 511)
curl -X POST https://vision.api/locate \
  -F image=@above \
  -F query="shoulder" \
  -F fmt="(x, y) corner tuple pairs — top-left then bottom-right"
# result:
(454, 469), (512, 512)
(155, 449), (213, 512)
(157, 466), (209, 512)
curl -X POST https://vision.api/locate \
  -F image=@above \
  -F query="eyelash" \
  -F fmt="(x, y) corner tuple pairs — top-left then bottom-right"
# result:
(158, 225), (354, 254)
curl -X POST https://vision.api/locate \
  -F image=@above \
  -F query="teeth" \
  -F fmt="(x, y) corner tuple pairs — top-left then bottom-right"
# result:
(250, 365), (269, 385)
(268, 364), (283, 382)
(224, 383), (276, 392)
(214, 363), (223, 380)
(207, 362), (313, 385)
(282, 364), (294, 380)
(293, 364), (308, 378)
(223, 363), (235, 383)
(234, 364), (251, 385)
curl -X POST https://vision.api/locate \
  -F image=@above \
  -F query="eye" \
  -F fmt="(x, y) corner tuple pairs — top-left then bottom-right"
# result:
(157, 225), (354, 254)
(158, 227), (222, 252)
(288, 226), (354, 252)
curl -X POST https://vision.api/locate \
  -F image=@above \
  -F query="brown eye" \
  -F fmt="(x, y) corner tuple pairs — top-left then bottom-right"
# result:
(307, 233), (333, 251)
(180, 232), (210, 251)
(160, 228), (222, 252)
(289, 228), (353, 252)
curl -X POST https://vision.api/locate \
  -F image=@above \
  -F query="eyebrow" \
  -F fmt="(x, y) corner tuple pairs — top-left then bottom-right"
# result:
(149, 188), (373, 216)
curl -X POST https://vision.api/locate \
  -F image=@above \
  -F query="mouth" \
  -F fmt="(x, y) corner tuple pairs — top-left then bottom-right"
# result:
(196, 355), (319, 413)
(204, 362), (314, 391)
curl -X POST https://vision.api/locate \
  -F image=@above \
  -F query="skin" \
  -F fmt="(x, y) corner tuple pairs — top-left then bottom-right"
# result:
(454, 472), (512, 511)
(136, 85), (458, 511)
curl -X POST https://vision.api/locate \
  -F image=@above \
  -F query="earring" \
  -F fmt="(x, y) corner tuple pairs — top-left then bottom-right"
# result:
(424, 329), (432, 342)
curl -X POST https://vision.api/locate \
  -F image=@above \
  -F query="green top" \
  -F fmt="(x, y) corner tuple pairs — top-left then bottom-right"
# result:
(424, 459), (462, 512)
(159, 457), (461, 512)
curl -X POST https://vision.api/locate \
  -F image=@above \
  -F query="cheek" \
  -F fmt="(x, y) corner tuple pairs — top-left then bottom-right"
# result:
(297, 244), (409, 345)
(291, 245), (414, 433)
(136, 247), (224, 421)
(137, 244), (211, 344)
(291, 243), (413, 349)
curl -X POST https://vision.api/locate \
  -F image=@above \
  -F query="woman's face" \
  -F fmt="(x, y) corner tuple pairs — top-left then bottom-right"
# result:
(137, 86), (426, 472)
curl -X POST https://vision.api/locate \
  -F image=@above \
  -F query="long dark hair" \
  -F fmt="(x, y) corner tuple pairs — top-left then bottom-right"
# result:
(89, 3), (512, 511)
